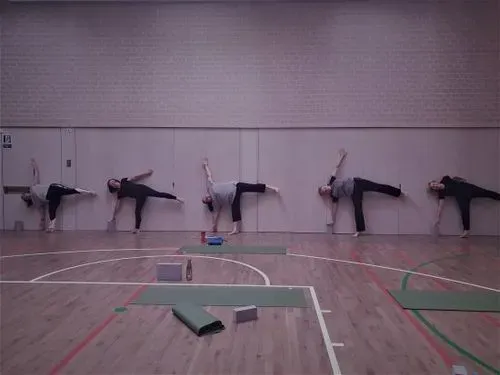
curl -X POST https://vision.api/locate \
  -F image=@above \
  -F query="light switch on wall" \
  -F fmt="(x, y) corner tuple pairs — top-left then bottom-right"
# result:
(66, 159), (72, 167)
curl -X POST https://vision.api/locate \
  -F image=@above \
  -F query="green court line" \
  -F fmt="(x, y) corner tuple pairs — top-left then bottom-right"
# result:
(401, 254), (500, 375)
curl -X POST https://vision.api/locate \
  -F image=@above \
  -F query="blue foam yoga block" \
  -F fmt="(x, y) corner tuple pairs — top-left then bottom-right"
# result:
(206, 236), (224, 245)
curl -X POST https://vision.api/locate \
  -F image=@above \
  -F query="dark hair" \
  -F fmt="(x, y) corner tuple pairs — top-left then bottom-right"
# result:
(107, 179), (119, 194)
(205, 201), (214, 212)
(21, 194), (33, 207)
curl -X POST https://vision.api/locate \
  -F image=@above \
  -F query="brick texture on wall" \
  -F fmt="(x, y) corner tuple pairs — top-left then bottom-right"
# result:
(1, 0), (499, 128)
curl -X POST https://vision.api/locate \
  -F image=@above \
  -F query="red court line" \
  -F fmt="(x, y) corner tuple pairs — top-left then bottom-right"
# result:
(48, 314), (118, 375)
(396, 250), (500, 328)
(350, 250), (454, 368)
(481, 314), (500, 327)
(49, 277), (155, 375)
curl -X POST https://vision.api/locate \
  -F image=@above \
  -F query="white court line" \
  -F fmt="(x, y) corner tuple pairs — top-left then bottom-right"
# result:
(29, 254), (271, 286)
(309, 286), (342, 375)
(288, 253), (500, 293)
(4, 248), (496, 293)
(0, 247), (178, 259)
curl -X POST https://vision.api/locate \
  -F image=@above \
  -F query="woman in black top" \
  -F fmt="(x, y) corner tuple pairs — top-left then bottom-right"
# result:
(428, 175), (500, 237)
(107, 169), (184, 233)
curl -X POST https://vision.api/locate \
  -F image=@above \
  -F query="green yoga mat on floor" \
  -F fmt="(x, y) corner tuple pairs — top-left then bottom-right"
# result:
(389, 290), (500, 312)
(131, 286), (308, 307)
(179, 245), (287, 255)
(172, 303), (225, 336)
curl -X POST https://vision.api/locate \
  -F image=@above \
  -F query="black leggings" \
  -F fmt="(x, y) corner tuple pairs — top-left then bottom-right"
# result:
(133, 186), (176, 229)
(47, 184), (80, 220)
(455, 185), (500, 231)
(231, 182), (266, 222)
(351, 178), (402, 232)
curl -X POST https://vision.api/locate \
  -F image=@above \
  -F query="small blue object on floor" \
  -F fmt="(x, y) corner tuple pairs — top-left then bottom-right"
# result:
(206, 236), (224, 246)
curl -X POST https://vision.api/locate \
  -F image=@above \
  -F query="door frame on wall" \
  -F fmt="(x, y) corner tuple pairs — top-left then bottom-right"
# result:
(1, 129), (5, 230)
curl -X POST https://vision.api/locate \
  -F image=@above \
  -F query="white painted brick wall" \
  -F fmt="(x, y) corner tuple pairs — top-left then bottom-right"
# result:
(1, 1), (498, 128)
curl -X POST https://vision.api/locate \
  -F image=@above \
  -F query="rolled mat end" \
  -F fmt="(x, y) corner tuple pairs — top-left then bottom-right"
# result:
(172, 303), (225, 336)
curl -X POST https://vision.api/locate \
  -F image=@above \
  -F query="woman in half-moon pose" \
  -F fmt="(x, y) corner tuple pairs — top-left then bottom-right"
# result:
(428, 175), (500, 238)
(21, 158), (97, 232)
(318, 149), (405, 237)
(202, 158), (279, 235)
(107, 169), (184, 233)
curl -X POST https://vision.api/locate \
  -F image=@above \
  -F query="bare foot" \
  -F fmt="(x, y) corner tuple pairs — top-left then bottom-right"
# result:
(460, 230), (469, 238)
(352, 232), (360, 238)
(266, 185), (280, 194)
(228, 230), (240, 236)
(399, 184), (408, 197)
(132, 229), (140, 234)
(46, 220), (56, 233)
(76, 188), (97, 196)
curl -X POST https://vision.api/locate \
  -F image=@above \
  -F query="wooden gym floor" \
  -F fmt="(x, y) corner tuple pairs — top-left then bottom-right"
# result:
(1, 232), (499, 375)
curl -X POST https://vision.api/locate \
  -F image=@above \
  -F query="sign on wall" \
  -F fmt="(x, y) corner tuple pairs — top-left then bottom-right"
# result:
(2, 133), (12, 149)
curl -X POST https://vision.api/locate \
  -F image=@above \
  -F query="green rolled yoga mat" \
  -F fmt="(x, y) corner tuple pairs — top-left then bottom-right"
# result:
(389, 290), (500, 312)
(131, 286), (308, 307)
(172, 303), (225, 336)
(179, 245), (287, 255)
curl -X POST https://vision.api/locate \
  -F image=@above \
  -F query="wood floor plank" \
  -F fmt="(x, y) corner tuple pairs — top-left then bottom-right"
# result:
(1, 231), (498, 375)
(61, 302), (331, 374)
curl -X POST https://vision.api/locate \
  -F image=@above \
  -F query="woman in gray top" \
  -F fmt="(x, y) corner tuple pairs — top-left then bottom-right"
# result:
(202, 158), (279, 235)
(318, 149), (405, 237)
(21, 158), (96, 232)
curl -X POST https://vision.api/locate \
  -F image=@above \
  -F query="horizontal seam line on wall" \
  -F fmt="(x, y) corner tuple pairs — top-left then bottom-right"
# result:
(2, 126), (499, 130)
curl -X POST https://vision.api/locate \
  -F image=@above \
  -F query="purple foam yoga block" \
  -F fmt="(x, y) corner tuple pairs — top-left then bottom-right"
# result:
(156, 263), (183, 282)
(451, 365), (467, 375)
(234, 305), (258, 323)
(107, 220), (116, 232)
